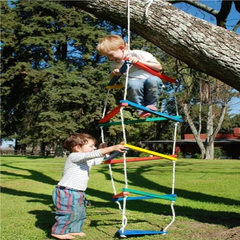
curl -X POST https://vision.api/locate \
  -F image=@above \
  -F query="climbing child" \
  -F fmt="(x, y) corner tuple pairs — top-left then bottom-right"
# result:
(51, 133), (127, 239)
(97, 34), (164, 117)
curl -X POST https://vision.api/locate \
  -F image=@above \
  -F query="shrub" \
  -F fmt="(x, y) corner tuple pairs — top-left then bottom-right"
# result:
(214, 147), (224, 159)
(192, 153), (202, 159)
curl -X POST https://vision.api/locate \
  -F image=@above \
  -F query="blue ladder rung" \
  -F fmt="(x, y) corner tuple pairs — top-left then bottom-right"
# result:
(112, 196), (155, 201)
(107, 61), (131, 86)
(122, 188), (177, 201)
(118, 229), (167, 236)
(104, 148), (129, 161)
(120, 100), (183, 122)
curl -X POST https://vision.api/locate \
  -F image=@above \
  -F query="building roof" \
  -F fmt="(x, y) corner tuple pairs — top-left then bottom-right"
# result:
(141, 139), (240, 145)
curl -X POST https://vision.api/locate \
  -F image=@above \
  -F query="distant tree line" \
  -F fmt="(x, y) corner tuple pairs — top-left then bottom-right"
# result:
(1, 0), (239, 158)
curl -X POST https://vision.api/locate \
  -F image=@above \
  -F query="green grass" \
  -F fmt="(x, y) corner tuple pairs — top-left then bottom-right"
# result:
(1, 155), (240, 240)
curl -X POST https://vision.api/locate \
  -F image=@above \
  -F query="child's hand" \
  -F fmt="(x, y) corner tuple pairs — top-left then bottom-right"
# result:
(112, 68), (122, 76)
(127, 56), (139, 64)
(99, 142), (107, 149)
(113, 144), (127, 153)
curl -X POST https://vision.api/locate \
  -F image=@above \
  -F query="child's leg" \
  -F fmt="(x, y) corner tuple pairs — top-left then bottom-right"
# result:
(127, 79), (144, 105)
(51, 188), (86, 236)
(69, 192), (86, 234)
(144, 76), (163, 107)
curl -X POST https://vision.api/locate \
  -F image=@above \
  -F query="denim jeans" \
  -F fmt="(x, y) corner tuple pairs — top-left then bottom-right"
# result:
(127, 76), (163, 107)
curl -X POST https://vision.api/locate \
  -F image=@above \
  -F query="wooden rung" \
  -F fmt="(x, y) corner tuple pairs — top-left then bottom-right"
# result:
(118, 229), (168, 236)
(122, 188), (177, 201)
(112, 196), (155, 201)
(104, 155), (177, 164)
(106, 84), (124, 89)
(120, 100), (183, 123)
(99, 102), (128, 123)
(124, 143), (177, 161)
(99, 116), (182, 127)
(113, 191), (129, 199)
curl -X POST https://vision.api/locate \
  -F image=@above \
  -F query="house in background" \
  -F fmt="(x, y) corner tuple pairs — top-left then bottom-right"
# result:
(141, 128), (240, 159)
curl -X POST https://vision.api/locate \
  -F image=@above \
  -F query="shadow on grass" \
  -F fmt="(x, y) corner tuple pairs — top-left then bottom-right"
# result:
(1, 160), (240, 237)
(29, 210), (54, 239)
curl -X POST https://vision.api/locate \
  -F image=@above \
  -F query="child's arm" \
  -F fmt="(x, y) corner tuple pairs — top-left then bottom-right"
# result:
(99, 144), (127, 155)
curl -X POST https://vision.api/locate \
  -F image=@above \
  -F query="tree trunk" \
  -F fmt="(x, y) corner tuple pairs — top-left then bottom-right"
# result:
(183, 104), (206, 158)
(205, 105), (214, 159)
(205, 142), (214, 159)
(61, 0), (240, 91)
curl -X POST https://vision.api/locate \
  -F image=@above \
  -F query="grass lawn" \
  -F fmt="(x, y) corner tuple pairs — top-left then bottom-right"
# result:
(1, 155), (240, 240)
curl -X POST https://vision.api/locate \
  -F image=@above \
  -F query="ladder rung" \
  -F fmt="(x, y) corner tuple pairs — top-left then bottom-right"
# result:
(112, 196), (155, 201)
(122, 188), (177, 201)
(124, 143), (177, 161)
(113, 191), (129, 199)
(107, 61), (130, 87)
(106, 84), (124, 89)
(104, 155), (177, 164)
(99, 102), (128, 123)
(120, 100), (182, 122)
(99, 116), (182, 126)
(118, 229), (167, 236)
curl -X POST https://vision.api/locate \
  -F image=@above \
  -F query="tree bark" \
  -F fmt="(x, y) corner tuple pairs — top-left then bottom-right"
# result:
(62, 0), (240, 91)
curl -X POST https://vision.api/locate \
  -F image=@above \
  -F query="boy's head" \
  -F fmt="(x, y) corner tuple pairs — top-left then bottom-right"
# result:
(64, 133), (97, 152)
(97, 35), (127, 56)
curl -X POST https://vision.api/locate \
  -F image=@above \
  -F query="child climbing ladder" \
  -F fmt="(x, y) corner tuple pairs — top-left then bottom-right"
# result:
(98, 47), (182, 237)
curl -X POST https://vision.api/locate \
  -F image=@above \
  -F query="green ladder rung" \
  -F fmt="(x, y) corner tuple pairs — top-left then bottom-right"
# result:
(99, 116), (182, 127)
(120, 100), (183, 122)
(122, 188), (177, 201)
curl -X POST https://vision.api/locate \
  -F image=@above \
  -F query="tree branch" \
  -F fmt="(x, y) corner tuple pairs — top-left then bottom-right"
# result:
(60, 0), (240, 91)
(167, 0), (219, 16)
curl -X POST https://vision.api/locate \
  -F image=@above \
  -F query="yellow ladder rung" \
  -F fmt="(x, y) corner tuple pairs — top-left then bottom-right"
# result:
(106, 84), (124, 89)
(124, 143), (177, 161)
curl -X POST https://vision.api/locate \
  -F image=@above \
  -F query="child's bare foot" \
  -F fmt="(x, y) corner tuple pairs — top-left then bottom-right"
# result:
(69, 232), (86, 237)
(51, 233), (75, 239)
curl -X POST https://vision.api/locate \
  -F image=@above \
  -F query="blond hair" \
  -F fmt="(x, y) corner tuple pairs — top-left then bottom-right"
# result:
(96, 35), (126, 55)
(64, 133), (97, 152)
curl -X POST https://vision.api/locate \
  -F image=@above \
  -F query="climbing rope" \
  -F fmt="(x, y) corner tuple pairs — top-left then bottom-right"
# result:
(163, 83), (179, 232)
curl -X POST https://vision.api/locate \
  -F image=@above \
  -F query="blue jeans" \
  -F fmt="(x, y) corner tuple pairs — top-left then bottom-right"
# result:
(127, 76), (163, 107)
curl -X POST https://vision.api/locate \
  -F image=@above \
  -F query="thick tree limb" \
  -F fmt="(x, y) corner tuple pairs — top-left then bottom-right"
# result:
(62, 0), (240, 91)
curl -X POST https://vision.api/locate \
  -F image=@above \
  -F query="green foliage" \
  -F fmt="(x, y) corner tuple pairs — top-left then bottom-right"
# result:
(1, 0), (111, 149)
(214, 147), (225, 159)
(230, 114), (240, 128)
(1, 0), (182, 153)
(192, 153), (202, 159)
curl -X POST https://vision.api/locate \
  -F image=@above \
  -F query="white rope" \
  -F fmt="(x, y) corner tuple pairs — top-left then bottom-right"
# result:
(163, 83), (179, 232)
(127, 0), (131, 53)
(145, 0), (154, 18)
(100, 90), (124, 213)
(119, 66), (130, 232)
(102, 89), (110, 118)
(119, 0), (132, 233)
